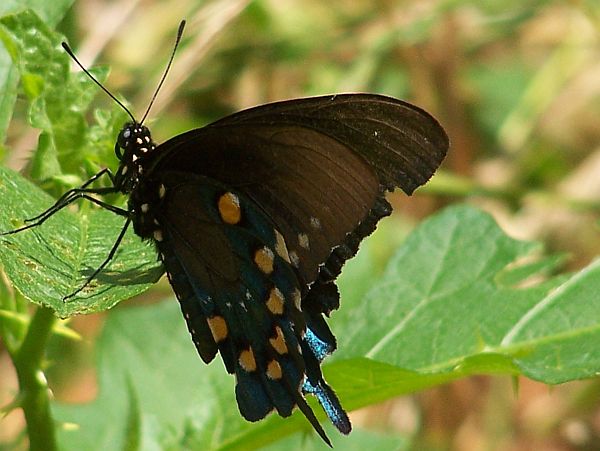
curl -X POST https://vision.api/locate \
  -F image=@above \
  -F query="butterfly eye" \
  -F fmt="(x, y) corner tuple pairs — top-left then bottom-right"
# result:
(115, 125), (134, 160)
(118, 125), (133, 145)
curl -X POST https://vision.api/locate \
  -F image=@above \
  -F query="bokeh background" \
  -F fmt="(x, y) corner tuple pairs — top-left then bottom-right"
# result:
(2, 0), (600, 450)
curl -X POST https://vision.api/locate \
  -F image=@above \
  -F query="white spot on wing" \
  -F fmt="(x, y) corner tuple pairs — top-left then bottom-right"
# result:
(298, 233), (309, 250)
(310, 217), (321, 229)
(289, 251), (300, 268)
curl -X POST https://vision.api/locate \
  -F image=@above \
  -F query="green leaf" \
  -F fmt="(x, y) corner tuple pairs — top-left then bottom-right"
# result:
(50, 205), (600, 450)
(54, 299), (405, 451)
(0, 1), (75, 146)
(0, 46), (19, 147)
(53, 301), (237, 451)
(0, 9), (112, 180)
(335, 205), (600, 384)
(262, 424), (410, 451)
(0, 0), (76, 28)
(0, 166), (163, 317)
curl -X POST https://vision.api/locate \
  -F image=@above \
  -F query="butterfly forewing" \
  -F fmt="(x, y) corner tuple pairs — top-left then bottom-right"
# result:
(153, 125), (380, 285)
(206, 93), (448, 192)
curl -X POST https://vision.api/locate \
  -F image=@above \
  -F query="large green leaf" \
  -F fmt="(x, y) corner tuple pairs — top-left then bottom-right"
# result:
(335, 205), (600, 385)
(51, 205), (600, 450)
(0, 0), (75, 28)
(0, 166), (163, 317)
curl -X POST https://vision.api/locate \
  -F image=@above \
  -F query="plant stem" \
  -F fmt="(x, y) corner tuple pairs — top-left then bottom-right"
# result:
(13, 306), (57, 451)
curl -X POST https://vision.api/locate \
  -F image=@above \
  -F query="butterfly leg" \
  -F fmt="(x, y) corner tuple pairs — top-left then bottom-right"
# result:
(63, 217), (132, 300)
(2, 188), (127, 236)
(25, 168), (116, 222)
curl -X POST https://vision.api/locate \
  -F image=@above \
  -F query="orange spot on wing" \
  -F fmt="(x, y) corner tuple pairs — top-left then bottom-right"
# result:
(269, 326), (288, 354)
(218, 192), (241, 225)
(274, 230), (291, 263)
(207, 315), (228, 342)
(266, 287), (284, 315)
(266, 359), (282, 380)
(239, 347), (257, 372)
(254, 246), (274, 274)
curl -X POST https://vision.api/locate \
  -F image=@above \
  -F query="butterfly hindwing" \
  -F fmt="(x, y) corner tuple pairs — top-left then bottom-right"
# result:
(152, 172), (347, 441)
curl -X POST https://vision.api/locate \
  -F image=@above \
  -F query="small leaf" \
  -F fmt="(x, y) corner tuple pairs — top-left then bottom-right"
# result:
(0, 9), (112, 180)
(0, 50), (19, 146)
(0, 1), (75, 145)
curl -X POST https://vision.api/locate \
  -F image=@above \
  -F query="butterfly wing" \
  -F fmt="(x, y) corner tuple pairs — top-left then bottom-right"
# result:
(149, 94), (448, 285)
(153, 172), (344, 443)
(207, 93), (447, 193)
(144, 94), (448, 440)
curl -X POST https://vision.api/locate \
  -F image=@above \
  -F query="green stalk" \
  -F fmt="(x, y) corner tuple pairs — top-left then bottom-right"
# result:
(12, 306), (57, 451)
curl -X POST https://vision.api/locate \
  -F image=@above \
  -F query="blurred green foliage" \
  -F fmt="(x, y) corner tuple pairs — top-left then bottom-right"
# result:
(1, 1), (600, 450)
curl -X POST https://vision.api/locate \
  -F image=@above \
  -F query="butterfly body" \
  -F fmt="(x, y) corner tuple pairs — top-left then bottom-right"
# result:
(108, 93), (447, 444)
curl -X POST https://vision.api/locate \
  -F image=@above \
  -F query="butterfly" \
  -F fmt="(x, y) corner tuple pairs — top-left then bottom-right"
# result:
(2, 21), (448, 446)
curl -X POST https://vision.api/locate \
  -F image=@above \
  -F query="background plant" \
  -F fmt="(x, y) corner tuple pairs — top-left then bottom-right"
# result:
(1, 1), (600, 450)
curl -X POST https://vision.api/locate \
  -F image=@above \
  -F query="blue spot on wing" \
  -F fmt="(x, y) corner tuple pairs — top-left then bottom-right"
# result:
(304, 327), (334, 361)
(303, 377), (351, 435)
(301, 325), (352, 435)
(236, 371), (272, 421)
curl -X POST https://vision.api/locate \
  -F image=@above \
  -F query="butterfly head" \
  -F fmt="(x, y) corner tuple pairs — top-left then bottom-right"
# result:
(114, 122), (156, 193)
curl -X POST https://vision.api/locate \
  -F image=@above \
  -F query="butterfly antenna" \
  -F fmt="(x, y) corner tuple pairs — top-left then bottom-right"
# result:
(140, 20), (186, 125)
(62, 42), (136, 123)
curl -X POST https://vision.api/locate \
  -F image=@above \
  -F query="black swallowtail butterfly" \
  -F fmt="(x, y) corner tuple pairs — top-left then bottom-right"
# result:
(3, 21), (448, 445)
